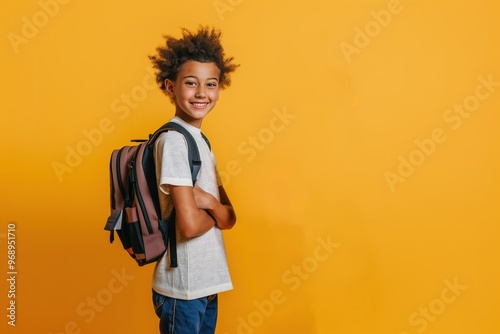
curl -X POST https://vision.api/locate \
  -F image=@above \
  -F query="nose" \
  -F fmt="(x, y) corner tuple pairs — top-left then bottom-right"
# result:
(195, 86), (206, 98)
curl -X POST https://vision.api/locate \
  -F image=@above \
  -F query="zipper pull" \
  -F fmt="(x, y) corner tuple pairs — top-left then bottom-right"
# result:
(129, 160), (136, 183)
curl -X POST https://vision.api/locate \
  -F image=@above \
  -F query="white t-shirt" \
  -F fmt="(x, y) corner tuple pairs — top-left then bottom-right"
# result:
(152, 116), (233, 300)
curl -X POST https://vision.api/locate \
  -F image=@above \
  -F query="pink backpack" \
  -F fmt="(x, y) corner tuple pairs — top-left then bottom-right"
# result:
(104, 122), (208, 266)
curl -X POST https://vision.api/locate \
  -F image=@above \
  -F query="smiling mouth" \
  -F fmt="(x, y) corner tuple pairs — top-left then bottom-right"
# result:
(190, 102), (209, 109)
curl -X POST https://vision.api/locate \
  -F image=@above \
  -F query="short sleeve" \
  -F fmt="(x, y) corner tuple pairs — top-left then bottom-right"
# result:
(215, 169), (223, 187)
(154, 131), (193, 194)
(210, 151), (223, 187)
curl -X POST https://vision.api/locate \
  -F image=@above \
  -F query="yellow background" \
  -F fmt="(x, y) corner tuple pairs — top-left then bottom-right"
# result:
(1, 0), (499, 333)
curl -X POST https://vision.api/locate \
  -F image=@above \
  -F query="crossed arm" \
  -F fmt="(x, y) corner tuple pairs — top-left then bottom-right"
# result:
(170, 184), (236, 239)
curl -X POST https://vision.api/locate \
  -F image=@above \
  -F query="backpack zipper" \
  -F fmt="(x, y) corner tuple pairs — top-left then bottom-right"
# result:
(115, 148), (128, 208)
(130, 152), (154, 235)
(110, 154), (116, 210)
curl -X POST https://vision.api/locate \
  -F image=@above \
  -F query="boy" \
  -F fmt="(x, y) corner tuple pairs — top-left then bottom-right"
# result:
(148, 26), (239, 334)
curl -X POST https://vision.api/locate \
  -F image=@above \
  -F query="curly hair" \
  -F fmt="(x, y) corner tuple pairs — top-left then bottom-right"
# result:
(149, 26), (239, 97)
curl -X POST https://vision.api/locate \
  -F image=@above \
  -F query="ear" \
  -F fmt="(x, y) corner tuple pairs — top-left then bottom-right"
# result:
(164, 79), (175, 97)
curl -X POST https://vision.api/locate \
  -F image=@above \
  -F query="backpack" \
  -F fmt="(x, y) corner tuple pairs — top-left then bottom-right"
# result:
(104, 121), (209, 267)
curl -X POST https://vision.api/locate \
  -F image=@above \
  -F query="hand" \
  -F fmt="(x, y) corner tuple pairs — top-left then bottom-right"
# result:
(193, 185), (216, 210)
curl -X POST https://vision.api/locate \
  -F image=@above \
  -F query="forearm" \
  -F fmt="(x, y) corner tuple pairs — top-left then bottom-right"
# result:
(196, 185), (236, 230)
(205, 202), (236, 230)
(170, 185), (216, 239)
(175, 204), (216, 238)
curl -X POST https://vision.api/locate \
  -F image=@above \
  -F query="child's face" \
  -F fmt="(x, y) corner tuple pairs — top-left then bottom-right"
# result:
(165, 60), (221, 128)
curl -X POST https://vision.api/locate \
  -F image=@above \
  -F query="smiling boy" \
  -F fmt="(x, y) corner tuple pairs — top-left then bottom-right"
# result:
(149, 27), (239, 334)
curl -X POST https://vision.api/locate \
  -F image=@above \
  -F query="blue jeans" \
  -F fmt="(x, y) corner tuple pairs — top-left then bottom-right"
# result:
(152, 289), (218, 334)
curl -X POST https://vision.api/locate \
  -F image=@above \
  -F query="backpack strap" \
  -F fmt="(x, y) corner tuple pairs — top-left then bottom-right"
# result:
(148, 121), (209, 268)
(201, 132), (211, 151)
(149, 121), (203, 185)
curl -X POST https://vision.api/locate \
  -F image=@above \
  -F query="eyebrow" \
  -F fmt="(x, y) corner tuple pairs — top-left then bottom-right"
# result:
(183, 75), (219, 81)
